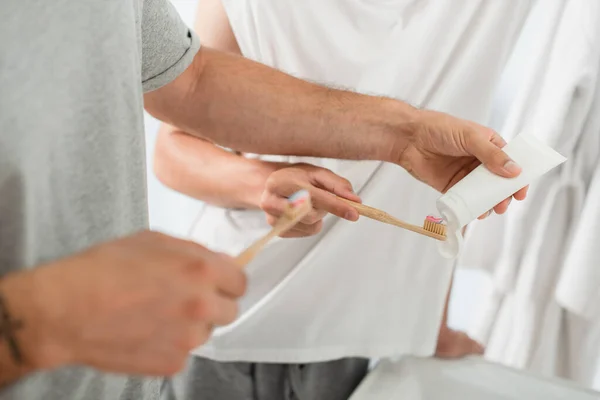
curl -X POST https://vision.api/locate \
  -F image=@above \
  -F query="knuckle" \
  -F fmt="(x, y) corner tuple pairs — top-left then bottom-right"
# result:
(186, 295), (215, 321)
(260, 196), (280, 216)
(341, 177), (353, 189)
(292, 163), (313, 174)
(264, 173), (278, 190)
(486, 127), (499, 138)
(187, 260), (217, 283)
(265, 171), (287, 192)
(291, 176), (308, 189)
(312, 164), (332, 174)
(259, 192), (270, 211)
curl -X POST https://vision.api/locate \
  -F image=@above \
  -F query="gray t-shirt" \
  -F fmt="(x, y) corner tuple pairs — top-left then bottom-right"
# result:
(0, 0), (200, 399)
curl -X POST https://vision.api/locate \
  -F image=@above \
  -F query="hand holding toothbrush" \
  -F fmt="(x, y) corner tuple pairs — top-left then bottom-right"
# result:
(260, 163), (361, 237)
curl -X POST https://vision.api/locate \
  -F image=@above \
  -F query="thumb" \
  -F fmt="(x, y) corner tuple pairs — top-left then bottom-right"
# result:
(465, 131), (522, 178)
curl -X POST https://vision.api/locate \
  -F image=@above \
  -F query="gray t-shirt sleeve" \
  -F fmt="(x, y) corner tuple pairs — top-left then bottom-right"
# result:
(141, 0), (201, 92)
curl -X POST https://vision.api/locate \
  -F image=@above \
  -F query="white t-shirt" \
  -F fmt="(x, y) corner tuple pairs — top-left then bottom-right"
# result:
(191, 0), (533, 363)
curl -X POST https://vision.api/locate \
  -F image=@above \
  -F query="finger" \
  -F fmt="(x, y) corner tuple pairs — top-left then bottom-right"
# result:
(309, 188), (359, 221)
(488, 131), (508, 148)
(169, 239), (246, 298)
(215, 254), (247, 298)
(175, 246), (245, 297)
(210, 294), (239, 326)
(478, 210), (492, 220)
(465, 130), (522, 178)
(266, 210), (316, 228)
(279, 230), (310, 238)
(266, 214), (278, 227)
(473, 341), (485, 355)
(478, 190), (522, 219)
(310, 168), (362, 203)
(175, 322), (213, 351)
(265, 169), (360, 220)
(266, 186), (358, 222)
(186, 292), (239, 326)
(300, 209), (327, 225)
(435, 330), (484, 359)
(266, 214), (323, 237)
(514, 185), (528, 201)
(279, 221), (323, 238)
(261, 193), (292, 219)
(493, 197), (512, 215)
(197, 252), (247, 298)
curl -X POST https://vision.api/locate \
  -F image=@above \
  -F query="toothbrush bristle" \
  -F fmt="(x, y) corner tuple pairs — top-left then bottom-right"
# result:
(423, 216), (447, 236)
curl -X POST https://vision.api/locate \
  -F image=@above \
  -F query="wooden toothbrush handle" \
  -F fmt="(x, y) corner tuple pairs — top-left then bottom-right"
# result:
(235, 209), (308, 267)
(235, 230), (277, 267)
(338, 197), (445, 241)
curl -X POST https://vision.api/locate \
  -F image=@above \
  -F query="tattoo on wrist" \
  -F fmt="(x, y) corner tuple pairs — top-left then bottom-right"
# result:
(0, 292), (24, 364)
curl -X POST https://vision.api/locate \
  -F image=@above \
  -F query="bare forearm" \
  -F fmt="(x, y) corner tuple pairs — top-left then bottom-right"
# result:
(144, 48), (415, 163)
(154, 124), (287, 209)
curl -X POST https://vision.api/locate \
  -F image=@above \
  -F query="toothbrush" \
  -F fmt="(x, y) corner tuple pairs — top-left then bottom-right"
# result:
(235, 190), (313, 267)
(337, 197), (447, 241)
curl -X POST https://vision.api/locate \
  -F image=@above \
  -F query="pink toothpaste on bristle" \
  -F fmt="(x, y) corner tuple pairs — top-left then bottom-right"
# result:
(288, 190), (310, 207)
(426, 215), (444, 224)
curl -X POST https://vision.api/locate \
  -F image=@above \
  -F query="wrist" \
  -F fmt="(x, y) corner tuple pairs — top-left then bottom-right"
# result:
(369, 98), (418, 164)
(238, 159), (289, 209)
(0, 269), (70, 371)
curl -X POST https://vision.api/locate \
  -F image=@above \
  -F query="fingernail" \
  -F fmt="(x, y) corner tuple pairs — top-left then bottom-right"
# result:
(503, 160), (521, 175)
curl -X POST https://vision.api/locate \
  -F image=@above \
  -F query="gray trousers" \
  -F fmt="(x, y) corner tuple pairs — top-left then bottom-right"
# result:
(162, 356), (369, 400)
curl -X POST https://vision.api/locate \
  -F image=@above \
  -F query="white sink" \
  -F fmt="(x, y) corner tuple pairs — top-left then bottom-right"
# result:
(350, 356), (600, 400)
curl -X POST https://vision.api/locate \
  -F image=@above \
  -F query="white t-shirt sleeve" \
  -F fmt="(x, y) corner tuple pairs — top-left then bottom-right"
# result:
(141, 0), (201, 92)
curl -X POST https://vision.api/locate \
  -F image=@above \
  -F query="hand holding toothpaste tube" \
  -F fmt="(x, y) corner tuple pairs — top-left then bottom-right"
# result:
(396, 109), (529, 218)
(396, 109), (567, 259)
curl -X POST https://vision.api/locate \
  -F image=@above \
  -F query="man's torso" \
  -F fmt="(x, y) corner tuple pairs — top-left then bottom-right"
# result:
(1, 1), (152, 399)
